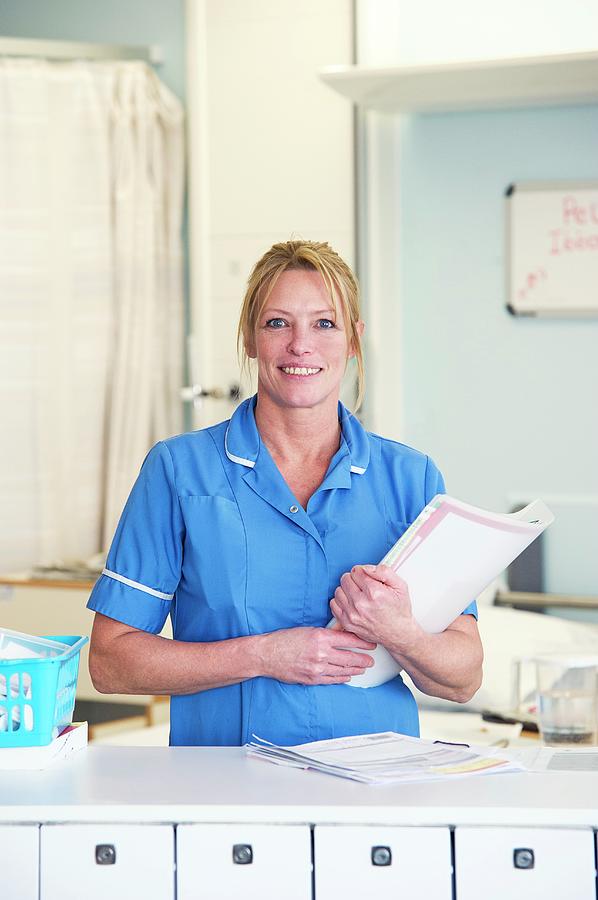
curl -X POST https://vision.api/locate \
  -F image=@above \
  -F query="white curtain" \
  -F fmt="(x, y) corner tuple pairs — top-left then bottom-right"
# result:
(0, 59), (184, 571)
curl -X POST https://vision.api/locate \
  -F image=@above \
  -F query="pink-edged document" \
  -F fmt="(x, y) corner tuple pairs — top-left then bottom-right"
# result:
(330, 496), (554, 688)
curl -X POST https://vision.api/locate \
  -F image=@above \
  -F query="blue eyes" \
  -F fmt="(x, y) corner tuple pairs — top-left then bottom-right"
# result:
(264, 318), (336, 329)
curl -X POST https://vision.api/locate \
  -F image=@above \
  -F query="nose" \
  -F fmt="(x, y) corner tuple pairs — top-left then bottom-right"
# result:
(286, 323), (313, 356)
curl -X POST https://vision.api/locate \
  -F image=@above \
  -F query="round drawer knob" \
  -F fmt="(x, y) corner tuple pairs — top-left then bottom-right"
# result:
(95, 844), (116, 865)
(233, 843), (253, 865)
(371, 845), (392, 866)
(513, 848), (535, 869)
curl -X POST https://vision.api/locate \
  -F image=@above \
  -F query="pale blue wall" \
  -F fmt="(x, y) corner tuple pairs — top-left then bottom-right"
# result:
(398, 104), (598, 596)
(0, 0), (186, 99)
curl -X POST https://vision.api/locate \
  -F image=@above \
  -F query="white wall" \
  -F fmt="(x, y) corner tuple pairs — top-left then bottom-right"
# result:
(187, 0), (355, 424)
(355, 0), (598, 596)
(357, 0), (598, 66)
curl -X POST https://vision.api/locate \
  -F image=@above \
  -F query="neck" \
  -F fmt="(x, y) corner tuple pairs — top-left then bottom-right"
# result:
(254, 393), (341, 466)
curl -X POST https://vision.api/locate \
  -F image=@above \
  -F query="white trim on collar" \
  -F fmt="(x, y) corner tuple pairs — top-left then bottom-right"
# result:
(350, 465), (366, 475)
(224, 425), (256, 468)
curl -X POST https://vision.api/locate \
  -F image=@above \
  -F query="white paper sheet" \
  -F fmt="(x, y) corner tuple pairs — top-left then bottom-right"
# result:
(247, 731), (524, 784)
(333, 496), (554, 688)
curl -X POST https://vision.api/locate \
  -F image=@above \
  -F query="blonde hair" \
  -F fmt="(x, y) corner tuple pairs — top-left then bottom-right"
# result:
(237, 239), (365, 410)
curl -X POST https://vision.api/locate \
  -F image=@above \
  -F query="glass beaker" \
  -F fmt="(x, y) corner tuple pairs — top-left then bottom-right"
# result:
(535, 655), (598, 747)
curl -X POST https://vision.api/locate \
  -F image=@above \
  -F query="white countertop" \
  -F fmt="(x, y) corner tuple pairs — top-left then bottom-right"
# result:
(2, 746), (598, 827)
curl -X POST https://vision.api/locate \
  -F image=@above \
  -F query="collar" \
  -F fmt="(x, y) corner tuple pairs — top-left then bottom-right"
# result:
(224, 395), (370, 475)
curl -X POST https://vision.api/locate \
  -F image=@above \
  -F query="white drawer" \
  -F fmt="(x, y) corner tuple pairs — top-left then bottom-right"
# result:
(0, 825), (39, 900)
(40, 824), (174, 900)
(455, 826), (596, 900)
(314, 825), (453, 899)
(176, 823), (312, 900)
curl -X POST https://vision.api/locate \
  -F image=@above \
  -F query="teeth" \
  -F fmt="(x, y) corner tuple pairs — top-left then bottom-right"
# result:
(281, 367), (320, 376)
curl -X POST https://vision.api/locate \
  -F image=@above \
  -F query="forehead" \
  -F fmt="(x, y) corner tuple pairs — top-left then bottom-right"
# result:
(262, 268), (338, 314)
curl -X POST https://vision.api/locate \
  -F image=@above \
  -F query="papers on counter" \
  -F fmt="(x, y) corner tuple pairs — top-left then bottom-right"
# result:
(504, 744), (598, 773)
(246, 731), (525, 785)
(0, 722), (88, 770)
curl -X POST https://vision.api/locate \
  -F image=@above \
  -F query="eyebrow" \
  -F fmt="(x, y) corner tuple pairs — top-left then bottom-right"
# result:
(264, 308), (336, 316)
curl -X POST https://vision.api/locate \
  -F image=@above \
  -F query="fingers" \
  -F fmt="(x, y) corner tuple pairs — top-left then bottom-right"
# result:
(316, 662), (371, 684)
(340, 570), (366, 600)
(329, 649), (374, 669)
(269, 626), (377, 686)
(355, 563), (408, 591)
(328, 621), (376, 650)
(329, 596), (345, 628)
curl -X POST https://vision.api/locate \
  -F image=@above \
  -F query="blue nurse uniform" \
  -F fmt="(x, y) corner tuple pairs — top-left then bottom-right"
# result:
(87, 396), (477, 746)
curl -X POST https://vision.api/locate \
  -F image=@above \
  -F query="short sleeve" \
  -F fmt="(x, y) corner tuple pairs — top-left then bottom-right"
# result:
(423, 456), (446, 502)
(87, 442), (184, 633)
(424, 455), (478, 621)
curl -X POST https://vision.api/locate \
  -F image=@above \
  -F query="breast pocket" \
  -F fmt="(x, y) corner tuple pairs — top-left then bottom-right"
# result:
(179, 496), (247, 635)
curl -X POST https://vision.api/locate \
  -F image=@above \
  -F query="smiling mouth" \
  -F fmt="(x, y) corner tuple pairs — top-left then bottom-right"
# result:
(279, 366), (322, 376)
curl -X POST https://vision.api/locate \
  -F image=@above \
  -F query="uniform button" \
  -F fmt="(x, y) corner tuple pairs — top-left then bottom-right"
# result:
(289, 505), (299, 514)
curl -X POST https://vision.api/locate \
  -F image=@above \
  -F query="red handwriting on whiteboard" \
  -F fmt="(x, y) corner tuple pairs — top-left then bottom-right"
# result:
(562, 195), (598, 226)
(517, 267), (547, 302)
(550, 196), (598, 255)
(549, 229), (598, 255)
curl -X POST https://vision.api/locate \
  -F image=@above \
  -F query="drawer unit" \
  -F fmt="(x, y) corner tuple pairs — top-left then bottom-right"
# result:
(40, 824), (175, 900)
(455, 826), (597, 900)
(314, 825), (453, 899)
(176, 823), (312, 900)
(0, 825), (39, 900)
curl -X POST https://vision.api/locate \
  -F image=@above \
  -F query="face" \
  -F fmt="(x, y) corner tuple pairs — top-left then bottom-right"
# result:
(246, 268), (362, 413)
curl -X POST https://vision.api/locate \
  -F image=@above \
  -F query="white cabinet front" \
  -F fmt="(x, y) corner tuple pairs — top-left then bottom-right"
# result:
(40, 824), (175, 900)
(455, 826), (596, 900)
(0, 825), (39, 900)
(176, 823), (312, 899)
(314, 825), (453, 899)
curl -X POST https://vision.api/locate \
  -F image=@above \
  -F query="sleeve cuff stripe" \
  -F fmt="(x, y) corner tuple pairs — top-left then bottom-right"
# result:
(102, 568), (174, 601)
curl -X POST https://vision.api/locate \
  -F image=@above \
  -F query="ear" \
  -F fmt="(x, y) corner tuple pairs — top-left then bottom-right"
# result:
(245, 334), (257, 359)
(348, 320), (365, 359)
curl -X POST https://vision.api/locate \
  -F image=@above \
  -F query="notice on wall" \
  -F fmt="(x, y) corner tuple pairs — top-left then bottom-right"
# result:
(506, 181), (598, 317)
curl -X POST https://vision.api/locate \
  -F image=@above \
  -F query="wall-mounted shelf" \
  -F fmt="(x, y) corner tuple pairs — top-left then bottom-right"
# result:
(0, 36), (162, 64)
(495, 589), (598, 611)
(319, 50), (598, 113)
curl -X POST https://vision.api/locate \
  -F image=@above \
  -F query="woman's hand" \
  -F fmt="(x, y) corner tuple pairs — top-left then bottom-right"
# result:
(330, 563), (421, 650)
(330, 564), (484, 703)
(260, 626), (377, 685)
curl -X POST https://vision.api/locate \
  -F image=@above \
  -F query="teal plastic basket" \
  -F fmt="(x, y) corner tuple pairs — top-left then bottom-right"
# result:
(0, 632), (88, 748)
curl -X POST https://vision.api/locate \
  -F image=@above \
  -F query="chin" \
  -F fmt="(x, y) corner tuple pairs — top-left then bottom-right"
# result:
(269, 388), (331, 411)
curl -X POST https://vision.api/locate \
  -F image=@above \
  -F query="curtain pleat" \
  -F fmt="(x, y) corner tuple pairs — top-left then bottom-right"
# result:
(0, 59), (184, 570)
(102, 62), (184, 547)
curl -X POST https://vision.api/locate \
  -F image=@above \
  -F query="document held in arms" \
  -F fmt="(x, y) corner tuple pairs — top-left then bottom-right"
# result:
(329, 496), (554, 688)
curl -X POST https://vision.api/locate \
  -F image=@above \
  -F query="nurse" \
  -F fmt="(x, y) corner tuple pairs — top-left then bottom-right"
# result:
(88, 239), (483, 746)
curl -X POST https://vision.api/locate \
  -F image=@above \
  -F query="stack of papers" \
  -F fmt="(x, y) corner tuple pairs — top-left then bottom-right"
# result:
(0, 722), (88, 770)
(330, 494), (554, 688)
(246, 731), (525, 785)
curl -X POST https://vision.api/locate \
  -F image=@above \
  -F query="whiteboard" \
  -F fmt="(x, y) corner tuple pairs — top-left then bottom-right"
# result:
(506, 181), (598, 316)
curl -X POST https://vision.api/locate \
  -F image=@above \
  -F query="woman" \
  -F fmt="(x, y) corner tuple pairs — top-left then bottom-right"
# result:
(88, 240), (482, 746)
